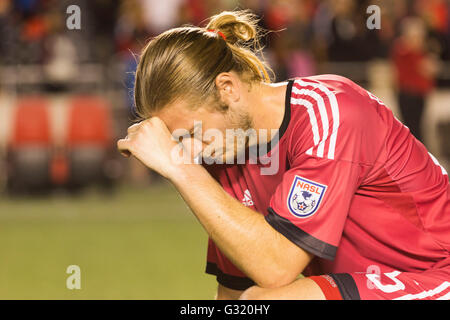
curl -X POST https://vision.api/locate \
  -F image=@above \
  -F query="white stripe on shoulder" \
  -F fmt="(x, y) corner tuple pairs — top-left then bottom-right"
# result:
(290, 97), (320, 152)
(293, 79), (340, 160)
(292, 85), (329, 158)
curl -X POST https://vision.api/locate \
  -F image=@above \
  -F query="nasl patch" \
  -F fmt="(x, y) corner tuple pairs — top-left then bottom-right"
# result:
(287, 176), (327, 218)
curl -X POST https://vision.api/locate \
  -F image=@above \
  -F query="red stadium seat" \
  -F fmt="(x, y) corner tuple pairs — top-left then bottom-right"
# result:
(12, 96), (51, 147)
(65, 95), (114, 189)
(66, 95), (112, 147)
(8, 96), (52, 192)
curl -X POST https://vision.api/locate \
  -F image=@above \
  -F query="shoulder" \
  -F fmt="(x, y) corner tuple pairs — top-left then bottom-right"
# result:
(290, 74), (381, 127)
(292, 74), (369, 101)
(286, 75), (386, 162)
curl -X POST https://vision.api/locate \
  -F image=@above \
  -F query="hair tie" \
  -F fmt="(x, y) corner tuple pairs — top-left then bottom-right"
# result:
(207, 29), (227, 41)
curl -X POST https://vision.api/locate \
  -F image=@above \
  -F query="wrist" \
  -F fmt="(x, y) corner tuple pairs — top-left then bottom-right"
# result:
(165, 162), (205, 184)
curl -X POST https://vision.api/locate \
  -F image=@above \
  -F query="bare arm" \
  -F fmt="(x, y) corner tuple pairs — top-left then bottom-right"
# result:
(170, 163), (312, 288)
(216, 284), (243, 300)
(118, 117), (313, 288)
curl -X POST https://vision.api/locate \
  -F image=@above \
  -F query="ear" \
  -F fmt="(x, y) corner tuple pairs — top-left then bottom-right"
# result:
(215, 72), (241, 106)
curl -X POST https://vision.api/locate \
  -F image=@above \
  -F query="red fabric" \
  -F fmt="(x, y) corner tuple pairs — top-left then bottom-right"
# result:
(391, 40), (434, 95)
(207, 29), (227, 41)
(349, 262), (450, 300)
(205, 75), (449, 284)
(309, 276), (343, 300)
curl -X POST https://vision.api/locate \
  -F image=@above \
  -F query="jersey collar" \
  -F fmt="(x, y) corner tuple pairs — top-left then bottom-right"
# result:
(263, 78), (294, 155)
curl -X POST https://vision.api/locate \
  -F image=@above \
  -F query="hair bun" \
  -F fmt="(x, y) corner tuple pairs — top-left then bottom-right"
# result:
(206, 10), (258, 45)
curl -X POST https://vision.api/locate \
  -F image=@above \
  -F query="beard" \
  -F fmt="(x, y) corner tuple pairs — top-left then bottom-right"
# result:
(219, 106), (257, 164)
(225, 107), (253, 132)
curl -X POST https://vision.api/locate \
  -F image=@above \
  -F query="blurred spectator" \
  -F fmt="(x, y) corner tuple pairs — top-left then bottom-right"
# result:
(138, 0), (184, 35)
(115, 0), (148, 118)
(391, 17), (439, 143)
(326, 0), (370, 61)
(2, 0), (450, 82)
(43, 33), (79, 89)
(1, 0), (450, 189)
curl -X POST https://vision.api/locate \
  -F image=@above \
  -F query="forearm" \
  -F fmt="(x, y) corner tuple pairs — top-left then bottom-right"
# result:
(116, 117), (310, 286)
(169, 164), (310, 288)
(216, 284), (243, 300)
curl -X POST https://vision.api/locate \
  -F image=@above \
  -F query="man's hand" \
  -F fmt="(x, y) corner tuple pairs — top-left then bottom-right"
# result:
(118, 118), (311, 289)
(117, 117), (182, 179)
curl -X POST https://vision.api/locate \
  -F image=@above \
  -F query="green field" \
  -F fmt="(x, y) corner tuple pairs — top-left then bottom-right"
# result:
(0, 182), (217, 299)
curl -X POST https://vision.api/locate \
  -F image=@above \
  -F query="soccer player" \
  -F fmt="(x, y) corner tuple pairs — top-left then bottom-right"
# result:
(117, 10), (450, 300)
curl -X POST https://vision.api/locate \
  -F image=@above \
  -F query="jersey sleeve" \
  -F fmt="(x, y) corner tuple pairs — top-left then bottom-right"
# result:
(202, 164), (256, 290)
(265, 155), (362, 260)
(205, 238), (255, 290)
(265, 79), (373, 260)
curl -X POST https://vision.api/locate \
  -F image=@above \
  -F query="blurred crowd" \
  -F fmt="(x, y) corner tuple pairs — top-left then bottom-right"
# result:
(1, 0), (450, 75)
(0, 0), (449, 192)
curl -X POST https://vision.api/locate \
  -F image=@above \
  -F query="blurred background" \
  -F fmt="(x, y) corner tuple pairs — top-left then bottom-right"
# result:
(0, 0), (448, 299)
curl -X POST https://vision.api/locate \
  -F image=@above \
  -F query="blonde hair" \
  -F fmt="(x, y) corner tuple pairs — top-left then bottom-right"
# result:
(134, 9), (273, 119)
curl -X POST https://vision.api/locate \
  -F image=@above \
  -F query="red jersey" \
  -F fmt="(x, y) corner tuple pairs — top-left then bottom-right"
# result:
(204, 75), (450, 294)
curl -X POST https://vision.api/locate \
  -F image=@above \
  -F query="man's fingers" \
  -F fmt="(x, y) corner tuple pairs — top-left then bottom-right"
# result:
(118, 123), (141, 157)
(120, 121), (145, 158)
(127, 122), (142, 135)
(117, 138), (132, 157)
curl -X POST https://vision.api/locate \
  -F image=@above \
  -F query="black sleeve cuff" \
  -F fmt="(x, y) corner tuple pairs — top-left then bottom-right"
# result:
(205, 262), (255, 291)
(265, 207), (337, 260)
(329, 273), (361, 300)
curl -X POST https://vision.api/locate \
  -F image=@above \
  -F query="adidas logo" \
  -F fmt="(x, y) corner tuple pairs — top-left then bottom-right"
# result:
(241, 189), (254, 207)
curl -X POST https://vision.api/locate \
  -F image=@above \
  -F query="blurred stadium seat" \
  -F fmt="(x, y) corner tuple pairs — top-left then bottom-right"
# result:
(66, 95), (114, 191)
(7, 96), (51, 193)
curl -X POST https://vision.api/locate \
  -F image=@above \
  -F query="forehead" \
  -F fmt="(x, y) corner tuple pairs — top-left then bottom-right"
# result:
(156, 100), (191, 130)
(155, 100), (223, 133)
